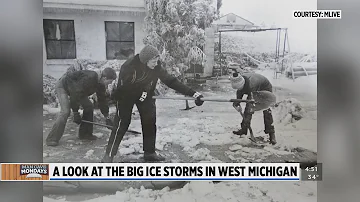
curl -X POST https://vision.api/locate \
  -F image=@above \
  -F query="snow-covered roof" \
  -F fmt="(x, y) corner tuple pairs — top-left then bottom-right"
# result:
(43, 0), (146, 12)
(213, 13), (255, 26)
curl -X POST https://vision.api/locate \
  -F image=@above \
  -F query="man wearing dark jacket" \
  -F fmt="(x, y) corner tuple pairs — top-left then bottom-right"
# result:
(230, 72), (277, 145)
(46, 67), (117, 146)
(101, 45), (204, 163)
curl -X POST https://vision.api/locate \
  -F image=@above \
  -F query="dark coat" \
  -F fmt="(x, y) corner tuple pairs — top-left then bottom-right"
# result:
(236, 73), (273, 99)
(60, 70), (109, 116)
(112, 54), (196, 101)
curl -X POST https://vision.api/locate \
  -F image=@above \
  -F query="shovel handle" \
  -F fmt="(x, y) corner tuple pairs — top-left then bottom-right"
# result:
(153, 96), (255, 103)
(81, 120), (141, 134)
(82, 120), (112, 128)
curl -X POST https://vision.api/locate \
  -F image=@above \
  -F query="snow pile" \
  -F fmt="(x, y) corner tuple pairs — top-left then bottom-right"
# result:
(119, 136), (144, 155)
(43, 74), (58, 106)
(44, 181), (316, 202)
(187, 148), (218, 162)
(69, 59), (122, 71)
(84, 150), (97, 160)
(272, 98), (305, 125)
(225, 142), (294, 163)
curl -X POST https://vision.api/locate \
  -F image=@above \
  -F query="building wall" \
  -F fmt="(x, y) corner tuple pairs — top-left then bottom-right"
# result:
(203, 26), (216, 77)
(43, 11), (146, 78)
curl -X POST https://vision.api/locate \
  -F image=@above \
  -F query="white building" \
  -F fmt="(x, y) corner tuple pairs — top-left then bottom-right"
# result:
(43, 0), (147, 78)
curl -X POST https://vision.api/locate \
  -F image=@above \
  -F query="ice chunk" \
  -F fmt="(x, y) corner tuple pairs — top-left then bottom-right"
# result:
(119, 147), (135, 155)
(189, 181), (215, 196)
(94, 133), (104, 138)
(84, 150), (94, 159)
(229, 144), (243, 151)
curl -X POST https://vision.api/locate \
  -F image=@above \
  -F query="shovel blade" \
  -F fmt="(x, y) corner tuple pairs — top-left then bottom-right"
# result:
(252, 91), (277, 111)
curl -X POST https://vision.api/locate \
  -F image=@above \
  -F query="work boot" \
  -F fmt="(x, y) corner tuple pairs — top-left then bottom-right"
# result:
(233, 128), (247, 136)
(144, 152), (165, 162)
(101, 154), (114, 163)
(46, 140), (59, 147)
(269, 133), (277, 145)
(263, 108), (276, 144)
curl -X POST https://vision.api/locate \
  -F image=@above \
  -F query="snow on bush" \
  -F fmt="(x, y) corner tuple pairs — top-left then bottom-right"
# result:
(69, 59), (122, 72)
(272, 98), (305, 125)
(43, 74), (58, 106)
(144, 0), (216, 81)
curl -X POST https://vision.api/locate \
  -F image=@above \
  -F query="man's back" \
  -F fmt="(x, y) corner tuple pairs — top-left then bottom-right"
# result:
(241, 73), (273, 93)
(236, 73), (273, 99)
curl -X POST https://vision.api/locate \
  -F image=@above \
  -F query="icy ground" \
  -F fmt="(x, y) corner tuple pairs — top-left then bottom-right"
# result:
(43, 70), (317, 201)
(44, 181), (316, 202)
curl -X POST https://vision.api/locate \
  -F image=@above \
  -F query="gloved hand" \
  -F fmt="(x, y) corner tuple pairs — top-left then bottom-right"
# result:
(193, 92), (204, 106)
(105, 117), (113, 130)
(73, 112), (82, 125)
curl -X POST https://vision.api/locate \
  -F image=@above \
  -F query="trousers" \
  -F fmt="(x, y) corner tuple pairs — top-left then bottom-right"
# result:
(46, 81), (94, 143)
(105, 97), (157, 157)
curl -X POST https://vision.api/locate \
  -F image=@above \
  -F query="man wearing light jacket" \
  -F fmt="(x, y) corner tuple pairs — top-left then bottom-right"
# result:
(101, 45), (204, 163)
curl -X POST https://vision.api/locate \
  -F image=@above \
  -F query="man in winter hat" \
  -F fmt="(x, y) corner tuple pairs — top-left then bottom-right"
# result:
(230, 71), (277, 145)
(101, 45), (205, 163)
(46, 67), (116, 146)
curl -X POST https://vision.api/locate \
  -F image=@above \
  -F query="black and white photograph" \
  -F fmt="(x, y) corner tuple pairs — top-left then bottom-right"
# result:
(42, 0), (317, 201)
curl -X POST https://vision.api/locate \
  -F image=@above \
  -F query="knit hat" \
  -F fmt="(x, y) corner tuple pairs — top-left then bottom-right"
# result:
(229, 73), (245, 90)
(139, 45), (160, 64)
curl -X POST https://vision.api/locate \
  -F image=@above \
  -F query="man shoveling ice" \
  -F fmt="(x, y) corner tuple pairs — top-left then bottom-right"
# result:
(229, 69), (277, 145)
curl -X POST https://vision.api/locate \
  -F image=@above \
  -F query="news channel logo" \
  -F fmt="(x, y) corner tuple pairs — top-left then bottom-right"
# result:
(20, 164), (49, 179)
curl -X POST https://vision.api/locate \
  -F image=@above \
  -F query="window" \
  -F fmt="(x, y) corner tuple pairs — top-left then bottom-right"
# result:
(105, 21), (135, 60)
(43, 20), (76, 59)
(43, 19), (76, 59)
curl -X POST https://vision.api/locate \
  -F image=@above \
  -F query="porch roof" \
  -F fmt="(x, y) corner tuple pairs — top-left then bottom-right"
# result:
(43, 0), (146, 14)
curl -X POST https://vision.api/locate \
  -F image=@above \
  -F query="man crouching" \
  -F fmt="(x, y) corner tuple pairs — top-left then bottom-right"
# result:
(46, 68), (116, 146)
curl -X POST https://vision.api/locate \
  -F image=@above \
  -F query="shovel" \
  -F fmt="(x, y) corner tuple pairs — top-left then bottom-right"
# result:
(152, 96), (256, 103)
(81, 120), (141, 134)
(154, 96), (254, 111)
